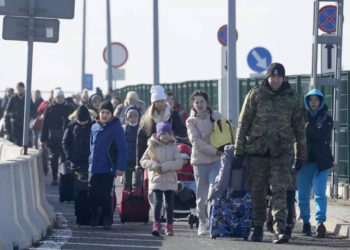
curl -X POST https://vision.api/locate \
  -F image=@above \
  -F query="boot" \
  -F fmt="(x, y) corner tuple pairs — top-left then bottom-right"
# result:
(152, 221), (161, 236)
(251, 226), (263, 242)
(302, 223), (312, 236)
(165, 224), (174, 236)
(316, 223), (326, 238)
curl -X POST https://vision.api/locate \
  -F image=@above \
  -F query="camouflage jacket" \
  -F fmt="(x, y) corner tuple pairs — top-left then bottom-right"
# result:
(234, 80), (307, 160)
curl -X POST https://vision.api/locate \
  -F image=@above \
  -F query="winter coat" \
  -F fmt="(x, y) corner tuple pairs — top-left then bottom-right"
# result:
(136, 107), (188, 165)
(33, 97), (44, 116)
(235, 80), (307, 160)
(89, 117), (127, 174)
(125, 124), (139, 162)
(40, 101), (72, 148)
(5, 94), (35, 123)
(173, 104), (189, 124)
(186, 109), (222, 165)
(304, 89), (333, 171)
(140, 135), (182, 191)
(62, 120), (92, 170)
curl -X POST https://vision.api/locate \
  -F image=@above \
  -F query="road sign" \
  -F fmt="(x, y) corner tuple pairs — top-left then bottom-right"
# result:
(0, 0), (75, 19)
(105, 68), (125, 81)
(319, 5), (337, 33)
(321, 43), (336, 74)
(103, 42), (128, 69)
(247, 47), (272, 73)
(217, 24), (238, 46)
(84, 74), (93, 90)
(3, 16), (59, 43)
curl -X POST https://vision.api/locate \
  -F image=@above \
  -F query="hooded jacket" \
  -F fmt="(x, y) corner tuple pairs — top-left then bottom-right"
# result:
(140, 135), (182, 191)
(89, 117), (127, 174)
(186, 109), (222, 165)
(304, 89), (333, 171)
(235, 80), (307, 160)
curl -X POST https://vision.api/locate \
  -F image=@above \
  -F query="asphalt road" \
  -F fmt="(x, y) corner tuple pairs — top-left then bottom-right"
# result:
(30, 177), (350, 250)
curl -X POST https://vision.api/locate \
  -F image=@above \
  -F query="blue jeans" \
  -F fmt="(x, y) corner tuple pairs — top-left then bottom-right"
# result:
(193, 160), (221, 221)
(297, 163), (328, 224)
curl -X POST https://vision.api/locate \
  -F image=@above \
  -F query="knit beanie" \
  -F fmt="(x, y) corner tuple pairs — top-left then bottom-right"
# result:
(99, 100), (114, 114)
(125, 105), (141, 116)
(266, 62), (285, 79)
(150, 85), (167, 103)
(156, 121), (172, 138)
(77, 105), (90, 122)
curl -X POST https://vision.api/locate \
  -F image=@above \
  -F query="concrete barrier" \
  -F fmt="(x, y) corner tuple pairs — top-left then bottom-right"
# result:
(0, 139), (54, 250)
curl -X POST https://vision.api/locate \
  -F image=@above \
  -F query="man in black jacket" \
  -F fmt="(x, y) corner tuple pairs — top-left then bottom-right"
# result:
(4, 82), (35, 146)
(40, 88), (72, 185)
(62, 105), (92, 172)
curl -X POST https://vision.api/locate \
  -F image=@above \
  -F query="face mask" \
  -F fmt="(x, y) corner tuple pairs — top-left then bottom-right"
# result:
(128, 122), (138, 127)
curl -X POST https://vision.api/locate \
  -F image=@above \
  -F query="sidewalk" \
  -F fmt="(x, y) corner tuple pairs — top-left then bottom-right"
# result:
(296, 197), (350, 238)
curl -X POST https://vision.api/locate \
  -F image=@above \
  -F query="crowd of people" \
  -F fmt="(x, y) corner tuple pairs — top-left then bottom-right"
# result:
(0, 62), (333, 243)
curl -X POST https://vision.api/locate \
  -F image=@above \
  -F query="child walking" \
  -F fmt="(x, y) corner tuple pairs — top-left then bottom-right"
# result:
(89, 101), (127, 230)
(140, 121), (182, 236)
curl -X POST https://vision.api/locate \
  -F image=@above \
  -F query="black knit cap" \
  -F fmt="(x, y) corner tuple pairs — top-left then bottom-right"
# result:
(99, 100), (114, 114)
(266, 62), (285, 79)
(77, 105), (90, 122)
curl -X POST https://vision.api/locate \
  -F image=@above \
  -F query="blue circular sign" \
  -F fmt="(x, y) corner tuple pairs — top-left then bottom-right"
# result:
(247, 47), (272, 73)
(319, 5), (337, 33)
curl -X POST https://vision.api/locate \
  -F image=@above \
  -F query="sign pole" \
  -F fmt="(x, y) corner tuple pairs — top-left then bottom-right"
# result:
(227, 0), (239, 125)
(106, 0), (113, 94)
(23, 0), (35, 155)
(81, 0), (86, 91)
(153, 0), (160, 86)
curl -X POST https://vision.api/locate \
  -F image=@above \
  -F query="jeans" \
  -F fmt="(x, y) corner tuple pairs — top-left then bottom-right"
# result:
(193, 160), (221, 222)
(179, 180), (196, 193)
(297, 163), (328, 224)
(32, 129), (40, 149)
(123, 159), (141, 189)
(153, 190), (174, 224)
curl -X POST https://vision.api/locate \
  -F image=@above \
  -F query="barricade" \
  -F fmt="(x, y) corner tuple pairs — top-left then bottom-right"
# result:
(0, 139), (54, 250)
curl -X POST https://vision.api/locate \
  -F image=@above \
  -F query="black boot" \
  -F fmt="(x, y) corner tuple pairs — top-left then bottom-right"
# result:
(302, 223), (312, 236)
(251, 226), (263, 242)
(316, 223), (326, 238)
(272, 230), (289, 244)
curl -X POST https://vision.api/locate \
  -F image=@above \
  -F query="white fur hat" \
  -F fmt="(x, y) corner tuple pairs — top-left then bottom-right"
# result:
(150, 85), (166, 103)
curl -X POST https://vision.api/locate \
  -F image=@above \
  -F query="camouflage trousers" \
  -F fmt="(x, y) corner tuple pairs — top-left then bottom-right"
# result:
(249, 154), (292, 232)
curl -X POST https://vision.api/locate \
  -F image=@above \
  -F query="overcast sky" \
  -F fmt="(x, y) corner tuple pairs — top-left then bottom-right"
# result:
(0, 0), (349, 96)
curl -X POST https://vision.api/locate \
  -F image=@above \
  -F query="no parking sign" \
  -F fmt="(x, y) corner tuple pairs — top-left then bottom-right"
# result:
(319, 5), (337, 33)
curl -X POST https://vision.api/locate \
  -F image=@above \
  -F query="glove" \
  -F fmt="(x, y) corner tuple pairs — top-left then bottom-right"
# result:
(232, 155), (244, 169)
(293, 159), (306, 172)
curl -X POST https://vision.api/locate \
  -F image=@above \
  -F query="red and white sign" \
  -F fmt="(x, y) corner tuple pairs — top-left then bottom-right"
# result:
(103, 42), (128, 68)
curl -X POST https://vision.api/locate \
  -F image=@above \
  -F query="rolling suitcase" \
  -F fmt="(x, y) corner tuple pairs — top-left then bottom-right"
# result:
(209, 167), (252, 240)
(58, 161), (74, 202)
(119, 170), (150, 224)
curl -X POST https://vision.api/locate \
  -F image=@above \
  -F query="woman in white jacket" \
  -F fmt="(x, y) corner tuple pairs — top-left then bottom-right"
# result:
(186, 90), (222, 236)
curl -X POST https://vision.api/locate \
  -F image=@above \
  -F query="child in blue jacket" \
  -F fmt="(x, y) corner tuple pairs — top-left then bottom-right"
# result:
(89, 101), (127, 230)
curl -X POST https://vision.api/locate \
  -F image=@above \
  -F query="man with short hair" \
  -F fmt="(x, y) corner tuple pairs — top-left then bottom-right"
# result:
(4, 82), (35, 146)
(40, 88), (72, 185)
(234, 63), (307, 244)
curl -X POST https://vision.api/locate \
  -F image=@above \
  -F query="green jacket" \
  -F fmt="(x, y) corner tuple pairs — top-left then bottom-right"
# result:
(235, 80), (307, 160)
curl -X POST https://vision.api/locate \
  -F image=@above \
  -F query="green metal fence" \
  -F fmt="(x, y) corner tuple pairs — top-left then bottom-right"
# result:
(114, 72), (350, 183)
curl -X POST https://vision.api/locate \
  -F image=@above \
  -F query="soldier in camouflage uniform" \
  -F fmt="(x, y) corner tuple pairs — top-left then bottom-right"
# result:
(234, 63), (306, 244)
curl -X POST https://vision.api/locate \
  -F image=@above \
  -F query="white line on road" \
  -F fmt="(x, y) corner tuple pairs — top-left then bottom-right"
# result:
(65, 242), (160, 249)
(48, 236), (162, 242)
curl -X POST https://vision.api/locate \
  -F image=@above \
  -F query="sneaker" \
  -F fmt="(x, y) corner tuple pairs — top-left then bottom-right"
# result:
(197, 221), (208, 236)
(302, 223), (312, 236)
(152, 221), (161, 236)
(316, 223), (326, 238)
(251, 226), (263, 242)
(272, 231), (289, 244)
(165, 224), (174, 236)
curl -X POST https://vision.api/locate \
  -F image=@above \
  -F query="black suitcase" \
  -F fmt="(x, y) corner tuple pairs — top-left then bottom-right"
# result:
(58, 161), (74, 202)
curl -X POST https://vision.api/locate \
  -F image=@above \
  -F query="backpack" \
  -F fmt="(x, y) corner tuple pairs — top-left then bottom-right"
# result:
(210, 117), (235, 152)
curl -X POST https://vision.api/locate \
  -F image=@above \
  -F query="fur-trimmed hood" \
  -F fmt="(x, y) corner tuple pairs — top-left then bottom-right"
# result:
(147, 133), (177, 147)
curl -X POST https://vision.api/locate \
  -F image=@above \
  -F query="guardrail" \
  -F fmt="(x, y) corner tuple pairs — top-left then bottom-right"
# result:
(0, 138), (55, 250)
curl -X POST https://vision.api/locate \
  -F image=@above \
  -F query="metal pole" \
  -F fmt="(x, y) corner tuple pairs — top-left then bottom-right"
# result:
(227, 0), (239, 125)
(81, 0), (86, 91)
(106, 0), (113, 94)
(311, 0), (319, 90)
(153, 0), (160, 86)
(23, 0), (35, 154)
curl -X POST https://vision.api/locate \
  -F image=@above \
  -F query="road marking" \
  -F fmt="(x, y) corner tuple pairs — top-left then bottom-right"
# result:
(65, 242), (160, 249)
